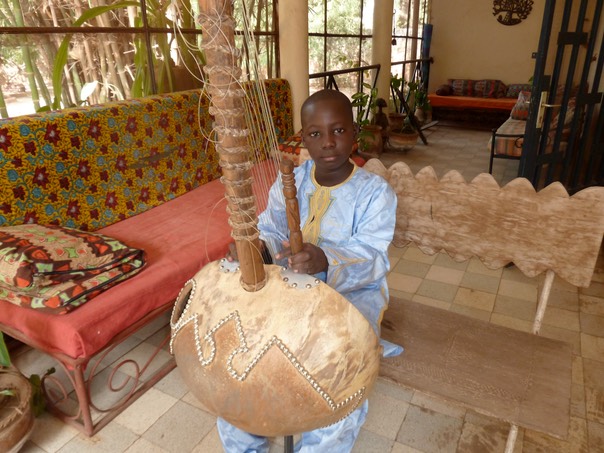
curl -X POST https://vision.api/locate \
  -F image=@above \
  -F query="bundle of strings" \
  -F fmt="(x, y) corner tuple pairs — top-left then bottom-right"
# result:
(181, 0), (289, 289)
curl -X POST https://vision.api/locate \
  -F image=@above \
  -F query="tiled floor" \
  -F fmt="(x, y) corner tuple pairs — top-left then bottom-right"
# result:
(13, 125), (604, 452)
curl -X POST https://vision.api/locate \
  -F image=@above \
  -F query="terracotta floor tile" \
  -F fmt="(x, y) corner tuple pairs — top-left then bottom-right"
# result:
(396, 405), (463, 453)
(453, 287), (496, 312)
(411, 294), (452, 310)
(538, 324), (581, 355)
(449, 303), (491, 322)
(392, 259), (431, 278)
(489, 312), (533, 333)
(142, 401), (215, 453)
(581, 281), (604, 298)
(457, 412), (512, 453)
(364, 391), (409, 439)
(548, 288), (580, 312)
(542, 306), (581, 331)
(425, 265), (465, 285)
(390, 441), (424, 452)
(416, 280), (458, 303)
(433, 253), (469, 271)
(460, 272), (501, 294)
(402, 246), (438, 264)
(498, 279), (538, 302)
(493, 294), (536, 321)
(125, 438), (169, 453)
(579, 311), (604, 337)
(466, 258), (503, 278)
(587, 420), (604, 452)
(352, 429), (395, 453)
(57, 422), (138, 453)
(572, 355), (585, 385)
(571, 383), (587, 418)
(388, 273), (423, 293)
(581, 333), (604, 363)
(580, 294), (604, 317)
(410, 393), (465, 419)
(114, 388), (178, 435)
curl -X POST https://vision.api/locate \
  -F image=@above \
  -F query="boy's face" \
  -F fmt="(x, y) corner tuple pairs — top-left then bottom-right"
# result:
(301, 98), (356, 174)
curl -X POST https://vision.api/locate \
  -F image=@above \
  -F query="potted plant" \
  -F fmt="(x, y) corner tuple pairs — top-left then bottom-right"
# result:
(410, 82), (430, 124)
(0, 332), (36, 453)
(351, 83), (383, 158)
(388, 116), (420, 151)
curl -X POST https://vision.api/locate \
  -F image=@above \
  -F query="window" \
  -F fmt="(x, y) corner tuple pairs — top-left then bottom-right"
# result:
(0, 0), (278, 119)
(308, 0), (431, 99)
(308, 0), (374, 98)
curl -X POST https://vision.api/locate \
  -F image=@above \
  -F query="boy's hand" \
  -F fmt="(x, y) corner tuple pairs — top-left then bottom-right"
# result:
(276, 241), (328, 275)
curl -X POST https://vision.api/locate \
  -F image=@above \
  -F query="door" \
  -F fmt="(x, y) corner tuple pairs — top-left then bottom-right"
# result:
(520, 0), (603, 192)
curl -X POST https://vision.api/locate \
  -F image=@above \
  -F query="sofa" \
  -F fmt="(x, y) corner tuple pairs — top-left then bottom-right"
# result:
(428, 79), (532, 127)
(0, 79), (293, 435)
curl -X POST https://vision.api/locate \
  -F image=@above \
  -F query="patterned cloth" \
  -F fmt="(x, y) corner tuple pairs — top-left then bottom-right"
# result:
(0, 79), (294, 231)
(0, 224), (144, 313)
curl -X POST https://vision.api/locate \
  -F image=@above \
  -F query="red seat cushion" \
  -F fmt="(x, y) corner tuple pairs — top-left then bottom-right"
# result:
(0, 160), (277, 360)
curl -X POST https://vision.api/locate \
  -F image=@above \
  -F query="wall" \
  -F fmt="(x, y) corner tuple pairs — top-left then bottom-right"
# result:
(428, 0), (544, 91)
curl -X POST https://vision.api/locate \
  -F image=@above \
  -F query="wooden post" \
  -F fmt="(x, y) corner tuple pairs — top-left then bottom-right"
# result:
(280, 159), (303, 254)
(199, 0), (266, 291)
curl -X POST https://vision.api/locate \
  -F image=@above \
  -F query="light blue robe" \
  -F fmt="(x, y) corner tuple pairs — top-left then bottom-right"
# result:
(259, 160), (397, 334)
(218, 160), (400, 452)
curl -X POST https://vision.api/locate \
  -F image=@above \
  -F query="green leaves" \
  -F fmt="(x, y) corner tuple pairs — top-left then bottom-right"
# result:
(51, 1), (140, 109)
(0, 331), (10, 368)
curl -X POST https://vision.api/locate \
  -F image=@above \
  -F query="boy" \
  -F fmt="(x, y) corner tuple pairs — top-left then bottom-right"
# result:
(220, 89), (398, 452)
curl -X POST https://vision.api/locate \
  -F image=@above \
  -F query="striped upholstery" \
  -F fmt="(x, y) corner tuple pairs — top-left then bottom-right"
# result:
(488, 118), (526, 157)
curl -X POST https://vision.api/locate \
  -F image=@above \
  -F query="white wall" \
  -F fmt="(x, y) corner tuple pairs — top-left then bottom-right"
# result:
(428, 0), (544, 91)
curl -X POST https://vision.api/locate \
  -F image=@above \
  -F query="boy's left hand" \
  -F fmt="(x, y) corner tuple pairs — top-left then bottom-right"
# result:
(276, 241), (328, 275)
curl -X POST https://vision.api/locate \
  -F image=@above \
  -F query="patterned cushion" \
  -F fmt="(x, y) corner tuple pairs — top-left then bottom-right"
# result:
(0, 224), (145, 313)
(278, 132), (309, 166)
(551, 97), (576, 129)
(506, 84), (532, 99)
(474, 80), (508, 98)
(0, 79), (294, 231)
(510, 91), (531, 120)
(448, 79), (474, 97)
(435, 84), (453, 96)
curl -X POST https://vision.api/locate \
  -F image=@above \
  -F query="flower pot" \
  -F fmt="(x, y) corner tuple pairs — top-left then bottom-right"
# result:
(387, 113), (406, 132)
(358, 124), (383, 159)
(0, 371), (34, 453)
(388, 129), (419, 150)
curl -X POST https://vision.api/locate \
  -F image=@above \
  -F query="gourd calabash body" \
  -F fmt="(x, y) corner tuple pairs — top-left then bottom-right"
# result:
(170, 262), (380, 437)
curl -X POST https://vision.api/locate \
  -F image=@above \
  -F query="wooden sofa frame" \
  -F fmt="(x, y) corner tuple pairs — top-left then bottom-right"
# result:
(366, 159), (604, 452)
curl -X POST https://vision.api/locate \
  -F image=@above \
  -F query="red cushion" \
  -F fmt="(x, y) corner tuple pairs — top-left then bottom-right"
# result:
(0, 160), (278, 360)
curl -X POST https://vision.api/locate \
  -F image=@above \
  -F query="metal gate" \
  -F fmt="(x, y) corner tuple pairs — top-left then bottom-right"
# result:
(520, 0), (603, 192)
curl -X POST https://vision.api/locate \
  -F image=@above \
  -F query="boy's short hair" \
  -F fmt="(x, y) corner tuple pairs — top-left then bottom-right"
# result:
(301, 89), (354, 124)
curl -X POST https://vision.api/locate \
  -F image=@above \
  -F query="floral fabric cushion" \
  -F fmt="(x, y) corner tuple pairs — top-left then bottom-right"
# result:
(0, 224), (145, 313)
(473, 80), (507, 98)
(448, 79), (474, 97)
(506, 84), (532, 99)
(510, 91), (531, 120)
